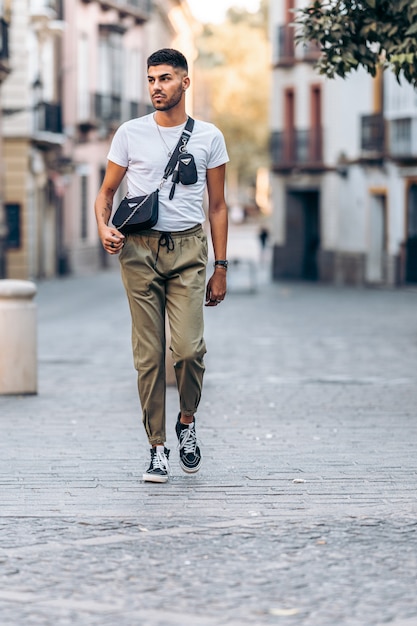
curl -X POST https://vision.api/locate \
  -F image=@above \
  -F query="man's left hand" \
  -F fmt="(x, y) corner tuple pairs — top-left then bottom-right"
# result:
(205, 270), (227, 307)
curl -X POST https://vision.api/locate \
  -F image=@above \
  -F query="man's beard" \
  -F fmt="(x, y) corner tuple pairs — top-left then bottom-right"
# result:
(152, 84), (183, 111)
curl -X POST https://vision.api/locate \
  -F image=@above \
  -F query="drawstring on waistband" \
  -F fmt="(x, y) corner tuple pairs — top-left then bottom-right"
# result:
(154, 232), (174, 269)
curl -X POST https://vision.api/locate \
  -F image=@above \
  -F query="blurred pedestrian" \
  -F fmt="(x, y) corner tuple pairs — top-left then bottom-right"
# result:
(259, 226), (269, 249)
(94, 49), (229, 483)
(258, 226), (269, 262)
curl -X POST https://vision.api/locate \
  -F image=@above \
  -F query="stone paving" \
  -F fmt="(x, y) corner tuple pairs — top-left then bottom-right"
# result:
(0, 224), (417, 625)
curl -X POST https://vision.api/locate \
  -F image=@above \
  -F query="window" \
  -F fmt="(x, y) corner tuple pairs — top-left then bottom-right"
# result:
(391, 118), (412, 156)
(5, 203), (21, 249)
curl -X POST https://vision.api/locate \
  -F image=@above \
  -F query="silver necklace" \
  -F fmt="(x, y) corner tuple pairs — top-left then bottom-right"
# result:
(154, 114), (185, 157)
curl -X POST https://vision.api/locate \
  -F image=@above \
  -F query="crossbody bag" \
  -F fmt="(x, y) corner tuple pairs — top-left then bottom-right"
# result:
(112, 116), (196, 235)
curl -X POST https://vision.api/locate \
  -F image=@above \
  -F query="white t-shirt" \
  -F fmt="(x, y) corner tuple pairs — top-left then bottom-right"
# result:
(107, 113), (229, 232)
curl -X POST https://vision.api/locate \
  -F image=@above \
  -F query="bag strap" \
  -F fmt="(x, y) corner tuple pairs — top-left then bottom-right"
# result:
(162, 116), (194, 182)
(117, 117), (195, 231)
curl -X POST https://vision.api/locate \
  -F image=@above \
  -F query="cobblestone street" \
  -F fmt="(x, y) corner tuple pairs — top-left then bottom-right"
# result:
(1, 224), (417, 625)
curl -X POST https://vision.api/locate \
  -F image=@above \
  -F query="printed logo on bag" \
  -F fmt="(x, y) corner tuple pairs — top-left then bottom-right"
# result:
(182, 158), (192, 166)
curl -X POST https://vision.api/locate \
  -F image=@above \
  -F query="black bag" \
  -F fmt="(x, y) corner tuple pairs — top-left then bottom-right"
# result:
(113, 117), (195, 234)
(169, 153), (198, 200)
(112, 190), (159, 234)
(178, 153), (198, 185)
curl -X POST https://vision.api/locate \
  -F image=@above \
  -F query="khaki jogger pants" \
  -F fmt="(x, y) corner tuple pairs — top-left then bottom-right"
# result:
(119, 224), (208, 446)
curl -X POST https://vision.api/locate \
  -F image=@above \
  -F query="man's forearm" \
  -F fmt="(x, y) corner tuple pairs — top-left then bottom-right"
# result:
(94, 192), (113, 229)
(206, 164), (228, 261)
(209, 205), (228, 261)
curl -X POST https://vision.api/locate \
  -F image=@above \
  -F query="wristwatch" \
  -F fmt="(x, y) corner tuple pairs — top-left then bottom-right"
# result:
(214, 260), (228, 270)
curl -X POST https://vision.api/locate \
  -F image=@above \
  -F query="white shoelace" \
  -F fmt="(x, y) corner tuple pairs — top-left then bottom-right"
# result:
(153, 447), (171, 474)
(179, 425), (198, 455)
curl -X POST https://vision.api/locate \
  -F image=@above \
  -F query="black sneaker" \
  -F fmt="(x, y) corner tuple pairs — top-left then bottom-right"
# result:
(143, 446), (170, 483)
(175, 414), (202, 474)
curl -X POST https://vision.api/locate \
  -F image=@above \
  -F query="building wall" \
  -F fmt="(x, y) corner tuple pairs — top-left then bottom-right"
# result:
(0, 0), (197, 279)
(270, 0), (415, 286)
(3, 138), (29, 278)
(3, 0), (33, 279)
(324, 71), (373, 164)
(60, 0), (197, 276)
(2, 0), (65, 280)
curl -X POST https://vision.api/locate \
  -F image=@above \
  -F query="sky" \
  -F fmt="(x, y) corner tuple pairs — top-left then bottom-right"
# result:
(187, 0), (261, 24)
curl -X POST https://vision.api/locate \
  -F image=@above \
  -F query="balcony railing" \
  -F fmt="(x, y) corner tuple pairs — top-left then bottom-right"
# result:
(125, 100), (153, 119)
(77, 94), (151, 132)
(82, 0), (151, 20)
(274, 24), (321, 65)
(103, 0), (151, 9)
(124, 0), (152, 10)
(271, 129), (323, 169)
(30, 0), (61, 20)
(34, 102), (63, 134)
(300, 40), (321, 62)
(361, 114), (385, 154)
(31, 0), (58, 10)
(95, 93), (122, 122)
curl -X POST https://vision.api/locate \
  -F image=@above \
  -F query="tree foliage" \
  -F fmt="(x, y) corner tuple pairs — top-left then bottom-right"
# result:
(195, 0), (270, 188)
(295, 0), (417, 87)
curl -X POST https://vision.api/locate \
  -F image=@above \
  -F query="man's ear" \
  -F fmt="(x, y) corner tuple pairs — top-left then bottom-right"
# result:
(183, 76), (190, 91)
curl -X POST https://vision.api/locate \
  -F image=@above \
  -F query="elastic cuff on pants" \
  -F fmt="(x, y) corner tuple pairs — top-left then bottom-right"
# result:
(149, 438), (165, 447)
(181, 410), (196, 418)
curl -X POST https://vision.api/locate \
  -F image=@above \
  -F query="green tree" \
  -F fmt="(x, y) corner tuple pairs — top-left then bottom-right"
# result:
(295, 0), (417, 87)
(195, 0), (270, 196)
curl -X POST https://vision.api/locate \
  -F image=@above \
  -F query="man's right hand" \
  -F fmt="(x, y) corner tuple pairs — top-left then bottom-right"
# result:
(99, 225), (125, 255)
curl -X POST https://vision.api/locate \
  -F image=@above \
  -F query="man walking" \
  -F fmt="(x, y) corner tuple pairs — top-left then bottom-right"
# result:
(94, 49), (229, 483)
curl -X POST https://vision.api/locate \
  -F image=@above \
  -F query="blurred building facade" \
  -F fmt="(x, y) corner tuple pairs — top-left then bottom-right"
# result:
(0, 0), (11, 278)
(1, 0), (197, 279)
(2, 0), (66, 279)
(270, 0), (417, 286)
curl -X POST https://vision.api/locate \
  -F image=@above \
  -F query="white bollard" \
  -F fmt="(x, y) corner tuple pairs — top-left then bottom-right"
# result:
(0, 280), (37, 395)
